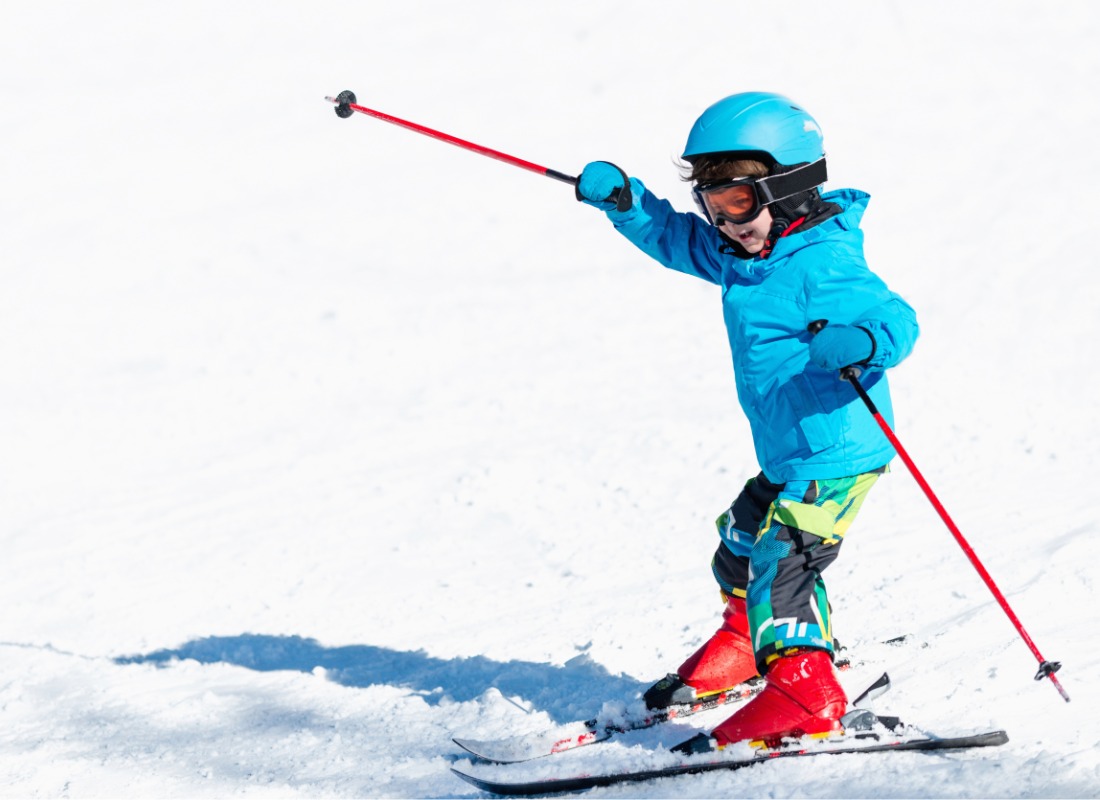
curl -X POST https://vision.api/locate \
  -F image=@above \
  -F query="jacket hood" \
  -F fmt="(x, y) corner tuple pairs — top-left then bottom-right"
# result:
(780, 188), (868, 249)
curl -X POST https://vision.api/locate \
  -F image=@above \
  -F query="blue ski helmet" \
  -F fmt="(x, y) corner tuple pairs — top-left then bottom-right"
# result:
(682, 92), (824, 166)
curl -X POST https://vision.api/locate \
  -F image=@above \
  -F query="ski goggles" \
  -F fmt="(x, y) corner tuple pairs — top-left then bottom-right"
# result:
(693, 178), (766, 226)
(692, 158), (829, 227)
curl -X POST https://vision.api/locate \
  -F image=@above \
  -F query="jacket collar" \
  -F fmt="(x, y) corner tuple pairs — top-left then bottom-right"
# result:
(739, 188), (869, 269)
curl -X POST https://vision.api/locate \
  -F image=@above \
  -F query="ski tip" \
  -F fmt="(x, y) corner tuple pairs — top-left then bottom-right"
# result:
(451, 767), (529, 796)
(452, 737), (488, 759)
(452, 737), (529, 764)
(450, 767), (484, 790)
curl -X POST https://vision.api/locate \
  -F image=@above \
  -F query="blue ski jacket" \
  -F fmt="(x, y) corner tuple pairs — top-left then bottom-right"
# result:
(606, 183), (918, 483)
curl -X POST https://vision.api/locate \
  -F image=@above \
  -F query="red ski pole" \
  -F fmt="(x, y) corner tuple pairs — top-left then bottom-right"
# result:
(808, 321), (1069, 702)
(324, 90), (632, 211)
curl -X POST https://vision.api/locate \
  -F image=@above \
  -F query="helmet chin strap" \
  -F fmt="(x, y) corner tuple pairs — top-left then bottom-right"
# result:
(761, 217), (789, 259)
(759, 213), (807, 259)
(762, 185), (832, 257)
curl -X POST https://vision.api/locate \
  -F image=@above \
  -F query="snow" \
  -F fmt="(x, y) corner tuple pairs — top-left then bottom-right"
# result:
(2, 0), (1099, 797)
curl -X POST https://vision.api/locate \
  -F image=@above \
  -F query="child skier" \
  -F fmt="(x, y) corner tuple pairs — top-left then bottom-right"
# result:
(575, 92), (919, 749)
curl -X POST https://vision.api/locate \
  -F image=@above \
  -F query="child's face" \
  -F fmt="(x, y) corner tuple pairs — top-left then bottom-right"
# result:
(718, 206), (774, 254)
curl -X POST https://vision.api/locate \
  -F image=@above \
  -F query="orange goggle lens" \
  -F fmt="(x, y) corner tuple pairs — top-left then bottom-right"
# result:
(698, 181), (763, 225)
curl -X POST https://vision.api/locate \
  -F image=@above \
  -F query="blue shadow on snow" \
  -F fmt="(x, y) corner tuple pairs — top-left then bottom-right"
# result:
(116, 634), (644, 724)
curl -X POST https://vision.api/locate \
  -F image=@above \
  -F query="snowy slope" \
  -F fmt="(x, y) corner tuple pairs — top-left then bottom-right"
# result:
(2, 0), (1098, 797)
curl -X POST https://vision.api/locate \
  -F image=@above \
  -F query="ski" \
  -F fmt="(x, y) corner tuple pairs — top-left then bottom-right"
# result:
(453, 678), (763, 763)
(451, 727), (1009, 796)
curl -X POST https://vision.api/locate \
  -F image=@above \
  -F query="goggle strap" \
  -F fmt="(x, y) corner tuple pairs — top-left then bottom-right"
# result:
(755, 158), (828, 204)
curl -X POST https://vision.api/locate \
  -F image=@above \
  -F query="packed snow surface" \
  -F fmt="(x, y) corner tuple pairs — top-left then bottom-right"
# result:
(2, 1), (1099, 797)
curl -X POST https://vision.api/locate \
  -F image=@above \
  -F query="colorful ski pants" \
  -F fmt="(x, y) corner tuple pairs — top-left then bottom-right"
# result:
(711, 468), (885, 673)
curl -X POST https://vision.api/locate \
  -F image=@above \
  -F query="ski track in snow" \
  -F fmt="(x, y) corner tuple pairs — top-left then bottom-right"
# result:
(3, 1), (1100, 797)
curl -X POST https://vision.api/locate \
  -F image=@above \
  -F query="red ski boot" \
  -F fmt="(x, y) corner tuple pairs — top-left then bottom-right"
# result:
(644, 596), (758, 709)
(709, 648), (847, 747)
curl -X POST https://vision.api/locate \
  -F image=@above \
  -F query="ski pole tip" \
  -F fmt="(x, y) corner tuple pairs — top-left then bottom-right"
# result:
(1051, 674), (1071, 703)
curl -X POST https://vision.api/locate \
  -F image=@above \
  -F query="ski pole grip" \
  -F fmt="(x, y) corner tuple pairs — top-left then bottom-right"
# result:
(806, 320), (862, 380)
(575, 161), (633, 213)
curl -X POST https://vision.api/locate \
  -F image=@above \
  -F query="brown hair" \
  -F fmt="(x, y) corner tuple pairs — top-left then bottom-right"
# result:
(679, 154), (769, 185)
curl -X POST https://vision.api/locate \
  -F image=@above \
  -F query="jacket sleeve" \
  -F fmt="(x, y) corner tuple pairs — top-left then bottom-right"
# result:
(601, 178), (730, 286)
(802, 243), (919, 370)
